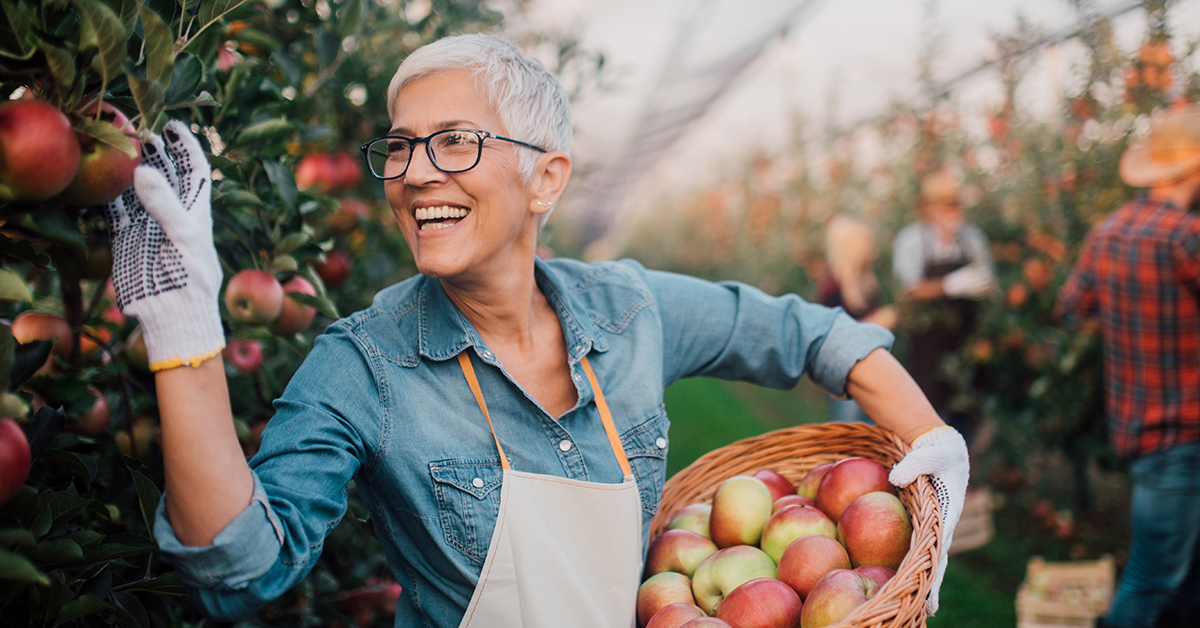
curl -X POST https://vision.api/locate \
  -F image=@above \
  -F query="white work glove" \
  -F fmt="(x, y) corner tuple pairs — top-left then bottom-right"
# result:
(888, 426), (969, 616)
(942, 264), (994, 299)
(103, 120), (224, 371)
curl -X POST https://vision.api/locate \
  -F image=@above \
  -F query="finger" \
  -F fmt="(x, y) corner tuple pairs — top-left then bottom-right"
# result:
(102, 189), (135, 232)
(139, 132), (180, 192)
(133, 165), (189, 239)
(888, 452), (931, 487)
(161, 121), (212, 211)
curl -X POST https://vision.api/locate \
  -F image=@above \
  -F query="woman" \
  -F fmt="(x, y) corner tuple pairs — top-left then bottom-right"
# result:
(104, 34), (968, 627)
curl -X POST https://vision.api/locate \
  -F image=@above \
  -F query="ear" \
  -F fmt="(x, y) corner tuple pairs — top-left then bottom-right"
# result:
(529, 150), (572, 215)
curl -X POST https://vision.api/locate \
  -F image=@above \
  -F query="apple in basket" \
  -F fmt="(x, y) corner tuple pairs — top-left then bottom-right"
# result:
(853, 565), (896, 589)
(776, 534), (852, 600)
(759, 504), (837, 564)
(753, 469), (796, 503)
(680, 619), (734, 628)
(667, 503), (713, 538)
(646, 602), (706, 628)
(715, 577), (804, 628)
(709, 476), (774, 548)
(691, 546), (776, 615)
(772, 494), (816, 513)
(815, 457), (894, 522)
(637, 572), (696, 628)
(837, 492), (912, 571)
(800, 569), (878, 628)
(796, 462), (835, 500)
(643, 529), (718, 579)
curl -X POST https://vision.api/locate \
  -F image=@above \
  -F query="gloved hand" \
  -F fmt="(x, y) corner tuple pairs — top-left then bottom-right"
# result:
(103, 120), (224, 371)
(889, 426), (969, 616)
(942, 264), (994, 299)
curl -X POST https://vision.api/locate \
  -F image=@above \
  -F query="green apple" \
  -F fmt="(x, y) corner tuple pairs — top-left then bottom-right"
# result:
(690, 546), (776, 615)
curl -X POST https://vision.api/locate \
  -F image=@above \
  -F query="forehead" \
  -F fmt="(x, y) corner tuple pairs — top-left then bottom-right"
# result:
(389, 70), (502, 135)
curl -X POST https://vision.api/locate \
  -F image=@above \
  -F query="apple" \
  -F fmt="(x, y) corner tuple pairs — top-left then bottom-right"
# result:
(328, 197), (371, 233)
(11, 311), (72, 356)
(760, 504), (838, 564)
(0, 418), (31, 504)
(691, 546), (776, 615)
(646, 602), (706, 628)
(796, 462), (834, 500)
(116, 415), (157, 461)
(799, 569), (877, 628)
(637, 572), (695, 628)
(314, 249), (354, 288)
(716, 577), (804, 628)
(667, 503), (712, 538)
(58, 101), (141, 207)
(776, 534), (851, 600)
(753, 469), (796, 503)
(680, 619), (733, 628)
(645, 529), (718, 579)
(67, 387), (110, 438)
(295, 153), (338, 193)
(837, 492), (912, 571)
(0, 99), (81, 202)
(815, 457), (894, 522)
(224, 269), (285, 324)
(223, 340), (264, 375)
(772, 495), (816, 513)
(123, 326), (150, 372)
(332, 152), (363, 191)
(269, 276), (318, 335)
(852, 565), (895, 589)
(709, 475), (773, 548)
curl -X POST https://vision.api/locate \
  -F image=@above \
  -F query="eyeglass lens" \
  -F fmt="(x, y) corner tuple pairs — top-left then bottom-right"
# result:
(366, 130), (483, 179)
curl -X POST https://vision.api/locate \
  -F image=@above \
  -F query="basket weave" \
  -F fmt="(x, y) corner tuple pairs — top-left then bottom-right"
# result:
(650, 422), (941, 628)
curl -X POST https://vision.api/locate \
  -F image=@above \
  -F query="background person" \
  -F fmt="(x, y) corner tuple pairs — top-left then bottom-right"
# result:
(1055, 105), (1200, 628)
(104, 34), (969, 627)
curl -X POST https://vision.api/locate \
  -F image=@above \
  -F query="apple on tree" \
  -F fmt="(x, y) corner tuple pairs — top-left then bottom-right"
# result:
(709, 475), (773, 548)
(690, 545), (776, 615)
(715, 577), (804, 628)
(666, 503), (712, 538)
(11, 311), (72, 374)
(66, 387), (110, 438)
(223, 340), (264, 375)
(643, 528), (718, 579)
(837, 491), (912, 571)
(637, 571), (696, 628)
(0, 418), (31, 505)
(224, 269), (285, 324)
(776, 534), (851, 600)
(0, 99), (81, 202)
(58, 100), (141, 207)
(314, 249), (354, 289)
(646, 602), (706, 628)
(799, 569), (878, 628)
(759, 504), (837, 564)
(269, 276), (318, 335)
(815, 457), (894, 522)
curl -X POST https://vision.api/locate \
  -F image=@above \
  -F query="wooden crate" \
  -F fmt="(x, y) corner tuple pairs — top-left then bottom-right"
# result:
(1016, 555), (1115, 628)
(949, 487), (994, 554)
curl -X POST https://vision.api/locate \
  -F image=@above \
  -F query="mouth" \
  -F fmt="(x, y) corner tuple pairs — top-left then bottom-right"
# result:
(414, 205), (470, 231)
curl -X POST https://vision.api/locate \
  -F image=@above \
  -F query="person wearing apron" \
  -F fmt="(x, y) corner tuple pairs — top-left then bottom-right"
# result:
(110, 34), (973, 627)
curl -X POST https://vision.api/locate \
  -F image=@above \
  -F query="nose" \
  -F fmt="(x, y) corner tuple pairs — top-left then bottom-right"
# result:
(403, 141), (446, 186)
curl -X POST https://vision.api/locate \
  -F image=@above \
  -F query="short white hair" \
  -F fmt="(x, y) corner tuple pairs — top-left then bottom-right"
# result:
(386, 34), (573, 228)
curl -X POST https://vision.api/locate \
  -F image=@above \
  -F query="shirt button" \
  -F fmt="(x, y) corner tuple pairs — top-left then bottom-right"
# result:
(573, 373), (582, 382)
(656, 437), (667, 449)
(472, 478), (484, 488)
(481, 350), (492, 359)
(559, 440), (573, 452)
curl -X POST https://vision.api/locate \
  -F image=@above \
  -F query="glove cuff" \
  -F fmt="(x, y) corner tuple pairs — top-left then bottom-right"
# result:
(133, 291), (226, 372)
(913, 425), (967, 449)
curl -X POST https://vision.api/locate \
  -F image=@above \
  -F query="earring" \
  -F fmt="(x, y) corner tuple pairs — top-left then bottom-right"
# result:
(537, 201), (552, 208)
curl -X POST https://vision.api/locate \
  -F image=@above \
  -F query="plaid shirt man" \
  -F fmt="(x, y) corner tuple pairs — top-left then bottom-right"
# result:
(1055, 194), (1200, 459)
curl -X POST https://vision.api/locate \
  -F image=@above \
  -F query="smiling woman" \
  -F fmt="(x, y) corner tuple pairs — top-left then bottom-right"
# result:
(121, 32), (970, 628)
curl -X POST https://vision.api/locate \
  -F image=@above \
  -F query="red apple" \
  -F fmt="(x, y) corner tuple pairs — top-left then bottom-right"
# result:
(314, 249), (354, 288)
(716, 577), (804, 628)
(646, 602), (706, 628)
(753, 469), (796, 503)
(772, 495), (816, 513)
(680, 619), (733, 628)
(67, 387), (110, 438)
(637, 572), (695, 628)
(691, 546), (776, 615)
(332, 152), (363, 191)
(0, 100), (81, 202)
(776, 534), (851, 600)
(709, 475), (774, 548)
(223, 339), (264, 375)
(852, 565), (895, 589)
(224, 269), (285, 324)
(815, 457), (894, 522)
(327, 197), (371, 232)
(796, 462), (834, 500)
(0, 418), (31, 505)
(269, 276), (317, 335)
(644, 529), (718, 579)
(837, 492), (912, 570)
(58, 101), (141, 207)
(799, 569), (877, 628)
(760, 504), (838, 564)
(667, 503), (712, 538)
(11, 311), (72, 356)
(295, 153), (338, 193)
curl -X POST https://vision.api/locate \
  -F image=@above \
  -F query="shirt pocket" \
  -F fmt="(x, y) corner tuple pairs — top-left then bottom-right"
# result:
(620, 406), (671, 519)
(430, 459), (504, 567)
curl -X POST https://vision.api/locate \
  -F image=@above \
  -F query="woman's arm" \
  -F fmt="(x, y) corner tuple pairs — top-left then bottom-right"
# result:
(844, 348), (943, 443)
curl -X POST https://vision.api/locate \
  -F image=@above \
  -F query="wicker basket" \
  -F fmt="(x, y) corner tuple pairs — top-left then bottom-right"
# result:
(650, 422), (941, 628)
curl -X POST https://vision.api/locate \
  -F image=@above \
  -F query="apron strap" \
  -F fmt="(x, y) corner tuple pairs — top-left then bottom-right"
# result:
(458, 352), (512, 470)
(580, 357), (633, 477)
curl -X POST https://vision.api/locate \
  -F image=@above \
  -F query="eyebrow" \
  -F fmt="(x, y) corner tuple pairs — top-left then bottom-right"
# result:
(387, 120), (479, 137)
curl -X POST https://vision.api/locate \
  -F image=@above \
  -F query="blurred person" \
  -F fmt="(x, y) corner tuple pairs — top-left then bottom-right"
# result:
(817, 214), (898, 423)
(892, 168), (996, 443)
(100, 34), (970, 627)
(1055, 105), (1200, 628)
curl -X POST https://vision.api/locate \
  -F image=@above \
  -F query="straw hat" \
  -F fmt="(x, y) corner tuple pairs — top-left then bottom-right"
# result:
(919, 168), (960, 205)
(1119, 105), (1200, 187)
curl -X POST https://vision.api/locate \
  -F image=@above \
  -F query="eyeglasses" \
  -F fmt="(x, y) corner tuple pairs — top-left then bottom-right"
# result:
(360, 129), (547, 180)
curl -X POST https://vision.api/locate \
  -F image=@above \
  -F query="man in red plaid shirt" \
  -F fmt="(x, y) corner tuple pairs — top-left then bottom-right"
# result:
(1056, 105), (1200, 628)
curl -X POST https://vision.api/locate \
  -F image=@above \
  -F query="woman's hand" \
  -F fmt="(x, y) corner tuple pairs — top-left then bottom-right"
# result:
(102, 120), (224, 371)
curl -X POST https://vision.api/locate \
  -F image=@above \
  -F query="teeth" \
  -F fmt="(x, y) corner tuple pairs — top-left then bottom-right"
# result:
(420, 221), (455, 231)
(415, 205), (469, 221)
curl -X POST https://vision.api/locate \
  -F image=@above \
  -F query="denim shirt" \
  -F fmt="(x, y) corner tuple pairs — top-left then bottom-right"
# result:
(154, 257), (893, 626)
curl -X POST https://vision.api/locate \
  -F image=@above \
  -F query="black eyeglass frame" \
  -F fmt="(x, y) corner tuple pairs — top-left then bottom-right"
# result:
(359, 129), (548, 181)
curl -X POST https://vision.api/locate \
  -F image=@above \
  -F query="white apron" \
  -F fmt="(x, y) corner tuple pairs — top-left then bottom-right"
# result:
(456, 352), (643, 628)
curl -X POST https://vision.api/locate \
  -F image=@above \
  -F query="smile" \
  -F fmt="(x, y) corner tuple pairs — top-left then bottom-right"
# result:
(415, 205), (470, 231)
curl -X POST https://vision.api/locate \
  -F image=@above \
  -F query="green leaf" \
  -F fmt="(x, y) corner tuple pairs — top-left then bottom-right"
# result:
(31, 538), (83, 569)
(163, 90), (218, 110)
(163, 53), (202, 105)
(100, 0), (137, 33)
(184, 0), (251, 52)
(39, 450), (98, 491)
(112, 590), (149, 628)
(75, 0), (127, 87)
(29, 502), (52, 540)
(18, 210), (86, 250)
(0, 268), (30, 302)
(75, 116), (138, 160)
(38, 41), (76, 88)
(234, 118), (296, 146)
(127, 76), (164, 131)
(287, 291), (339, 320)
(273, 232), (310, 257)
(0, 529), (38, 548)
(0, 1), (37, 57)
(42, 491), (94, 529)
(315, 28), (339, 67)
(10, 340), (52, 391)
(215, 189), (265, 210)
(0, 547), (50, 585)
(337, 0), (363, 39)
(263, 159), (297, 210)
(68, 530), (105, 548)
(137, 4), (173, 89)
(126, 467), (160, 541)
(117, 571), (185, 596)
(25, 406), (66, 460)
(55, 594), (112, 626)
(0, 236), (54, 268)
(84, 542), (155, 563)
(271, 50), (301, 86)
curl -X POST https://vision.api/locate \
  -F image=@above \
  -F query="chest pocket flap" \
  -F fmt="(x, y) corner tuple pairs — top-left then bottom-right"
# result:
(430, 459), (504, 567)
